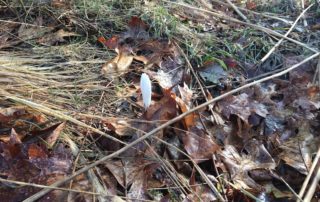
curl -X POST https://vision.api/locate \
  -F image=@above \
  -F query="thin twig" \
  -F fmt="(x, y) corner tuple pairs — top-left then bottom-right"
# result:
(175, 41), (227, 199)
(225, 0), (250, 22)
(0, 178), (102, 196)
(298, 147), (320, 201)
(271, 171), (303, 201)
(260, 3), (314, 64)
(0, 19), (47, 27)
(174, 41), (224, 125)
(224, 180), (263, 202)
(300, 0), (308, 27)
(312, 56), (320, 86)
(22, 52), (320, 202)
(210, 0), (293, 25)
(303, 161), (320, 202)
(163, 0), (318, 53)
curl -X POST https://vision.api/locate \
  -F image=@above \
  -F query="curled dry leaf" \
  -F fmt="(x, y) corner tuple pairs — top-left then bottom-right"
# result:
(98, 36), (119, 49)
(0, 22), (20, 49)
(18, 25), (51, 41)
(173, 84), (196, 129)
(178, 83), (193, 107)
(101, 16), (184, 87)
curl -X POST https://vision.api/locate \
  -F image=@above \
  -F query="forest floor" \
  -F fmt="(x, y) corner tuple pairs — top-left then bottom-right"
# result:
(0, 0), (319, 201)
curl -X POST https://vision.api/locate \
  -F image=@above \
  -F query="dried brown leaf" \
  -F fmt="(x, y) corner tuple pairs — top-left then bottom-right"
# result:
(219, 93), (268, 123)
(37, 29), (79, 45)
(102, 118), (130, 136)
(105, 159), (155, 189)
(45, 122), (65, 148)
(279, 121), (319, 175)
(182, 126), (220, 163)
(219, 144), (275, 191)
(124, 16), (149, 40)
(102, 50), (134, 78)
(0, 129), (72, 201)
(0, 106), (46, 139)
(175, 96), (195, 129)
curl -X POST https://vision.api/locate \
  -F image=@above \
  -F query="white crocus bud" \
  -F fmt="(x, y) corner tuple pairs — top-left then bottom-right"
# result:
(140, 73), (152, 110)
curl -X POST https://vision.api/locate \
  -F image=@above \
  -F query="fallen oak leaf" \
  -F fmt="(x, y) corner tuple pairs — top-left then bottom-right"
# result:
(105, 158), (155, 188)
(25, 122), (66, 148)
(1, 129), (22, 159)
(0, 106), (46, 140)
(144, 89), (178, 121)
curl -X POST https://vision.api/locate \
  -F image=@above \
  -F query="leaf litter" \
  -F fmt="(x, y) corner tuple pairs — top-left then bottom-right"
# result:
(0, 1), (320, 201)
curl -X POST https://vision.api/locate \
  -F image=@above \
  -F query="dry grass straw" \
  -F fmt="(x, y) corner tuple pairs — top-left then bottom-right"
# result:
(1, 0), (319, 201)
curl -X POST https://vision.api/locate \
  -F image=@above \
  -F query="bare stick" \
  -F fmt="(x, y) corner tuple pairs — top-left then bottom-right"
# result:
(298, 147), (320, 201)
(303, 159), (320, 202)
(270, 171), (303, 201)
(22, 52), (320, 202)
(0, 178), (102, 196)
(300, 0), (308, 27)
(174, 41), (223, 125)
(312, 56), (320, 86)
(210, 0), (293, 25)
(260, 4), (314, 63)
(225, 0), (250, 22)
(172, 41), (227, 199)
(163, 0), (318, 53)
(0, 19), (47, 27)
